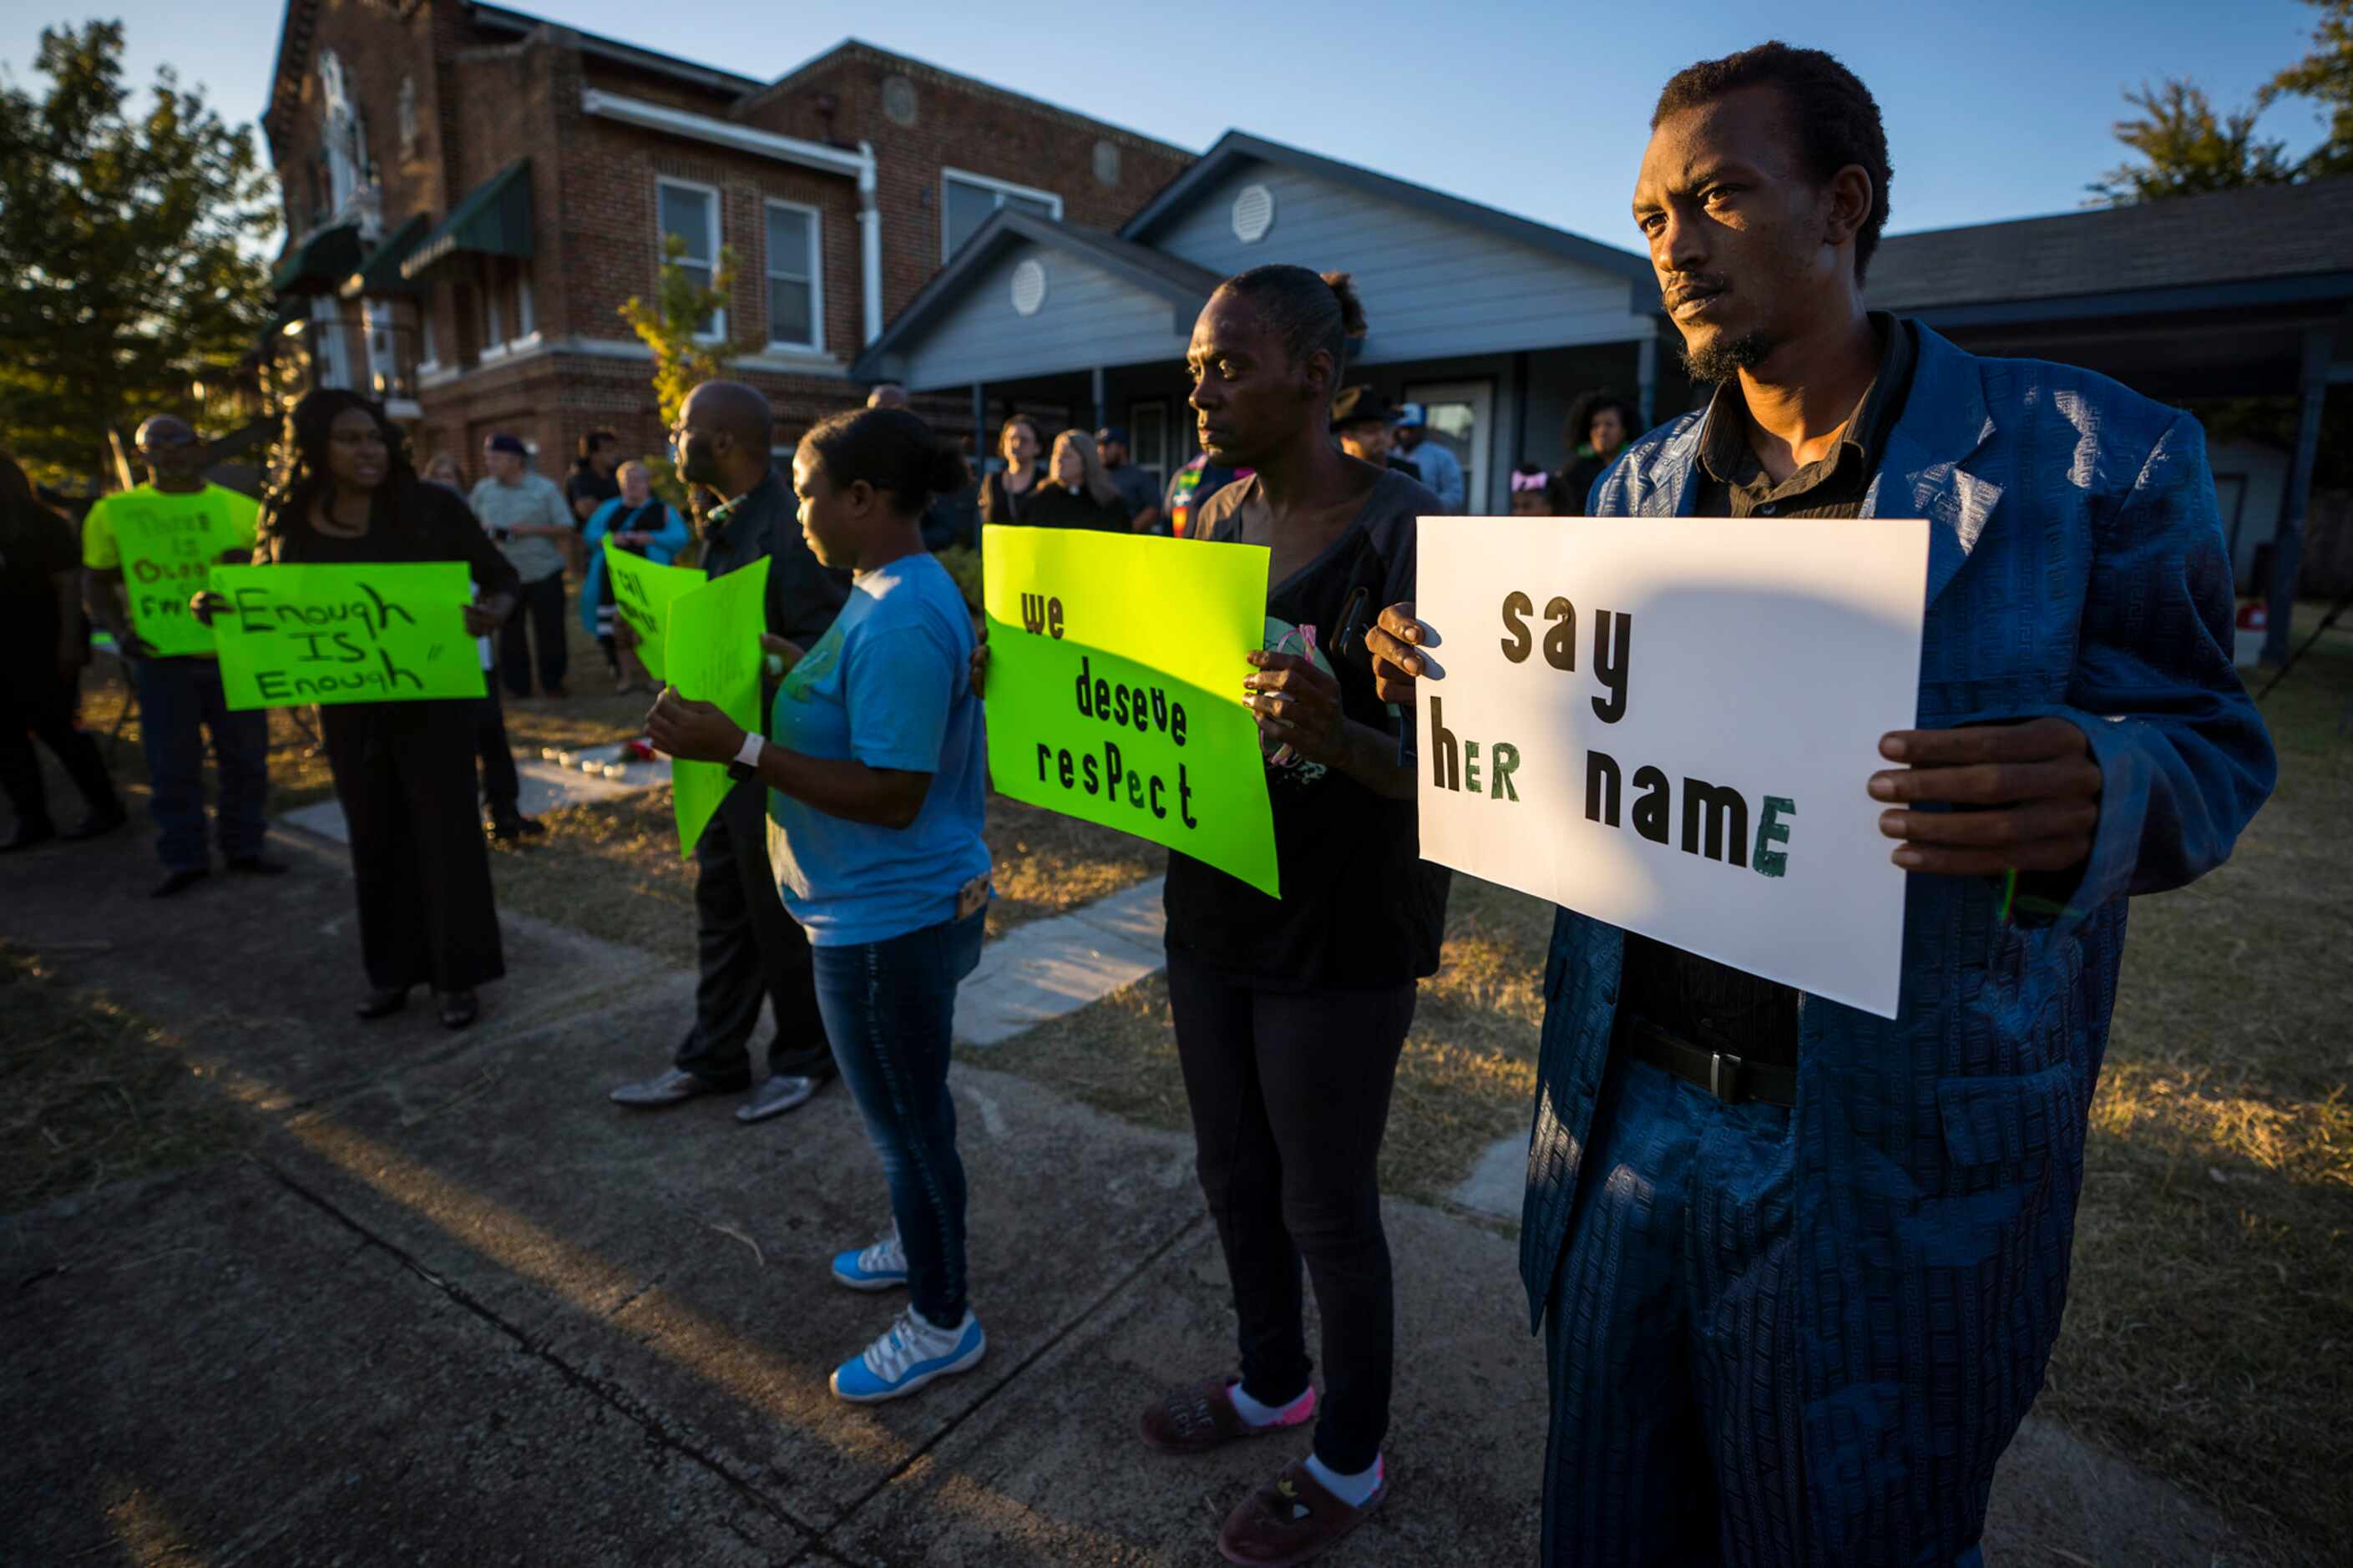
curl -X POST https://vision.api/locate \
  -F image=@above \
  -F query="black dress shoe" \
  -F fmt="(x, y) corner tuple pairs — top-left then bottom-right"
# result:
(355, 986), (409, 1019)
(437, 989), (480, 1029)
(487, 816), (548, 843)
(227, 855), (291, 876)
(609, 1067), (738, 1109)
(2, 822), (57, 853)
(62, 805), (126, 842)
(152, 867), (210, 898)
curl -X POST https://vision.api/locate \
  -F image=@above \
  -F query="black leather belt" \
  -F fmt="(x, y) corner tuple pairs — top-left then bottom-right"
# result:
(1616, 1017), (1798, 1109)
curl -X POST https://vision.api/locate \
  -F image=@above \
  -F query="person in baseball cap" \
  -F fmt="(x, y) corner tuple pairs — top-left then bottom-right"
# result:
(1093, 423), (1161, 532)
(1389, 401), (1465, 508)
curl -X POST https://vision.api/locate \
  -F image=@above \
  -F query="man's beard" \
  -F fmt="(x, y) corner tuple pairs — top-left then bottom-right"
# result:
(1679, 328), (1776, 384)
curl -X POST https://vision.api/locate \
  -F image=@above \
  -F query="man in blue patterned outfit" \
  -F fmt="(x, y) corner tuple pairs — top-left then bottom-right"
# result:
(1369, 42), (2275, 1567)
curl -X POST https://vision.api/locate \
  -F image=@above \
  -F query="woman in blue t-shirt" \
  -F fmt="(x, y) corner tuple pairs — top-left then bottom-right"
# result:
(647, 406), (992, 1405)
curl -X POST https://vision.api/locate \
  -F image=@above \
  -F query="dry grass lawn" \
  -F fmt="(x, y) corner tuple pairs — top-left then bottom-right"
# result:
(2045, 611), (2353, 1563)
(968, 873), (1552, 1210)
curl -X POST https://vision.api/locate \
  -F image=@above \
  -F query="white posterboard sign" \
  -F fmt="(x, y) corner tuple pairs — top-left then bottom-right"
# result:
(1414, 515), (1930, 1019)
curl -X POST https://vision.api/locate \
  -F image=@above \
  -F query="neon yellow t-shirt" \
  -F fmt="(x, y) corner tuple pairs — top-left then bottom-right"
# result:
(83, 483), (262, 657)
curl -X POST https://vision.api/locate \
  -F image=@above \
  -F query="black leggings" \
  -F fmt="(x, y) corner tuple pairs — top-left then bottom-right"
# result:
(1166, 948), (1415, 1474)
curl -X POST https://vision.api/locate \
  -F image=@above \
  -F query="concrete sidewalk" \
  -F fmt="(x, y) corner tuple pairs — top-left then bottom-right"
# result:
(0, 822), (2253, 1565)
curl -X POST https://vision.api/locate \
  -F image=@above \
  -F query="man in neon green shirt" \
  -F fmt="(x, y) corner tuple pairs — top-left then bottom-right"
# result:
(83, 415), (285, 898)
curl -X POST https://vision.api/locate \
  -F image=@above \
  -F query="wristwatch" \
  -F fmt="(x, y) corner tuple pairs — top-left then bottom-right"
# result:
(726, 729), (765, 783)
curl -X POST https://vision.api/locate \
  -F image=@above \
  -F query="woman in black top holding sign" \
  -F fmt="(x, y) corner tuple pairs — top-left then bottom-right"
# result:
(230, 390), (519, 1028)
(1136, 267), (1450, 1566)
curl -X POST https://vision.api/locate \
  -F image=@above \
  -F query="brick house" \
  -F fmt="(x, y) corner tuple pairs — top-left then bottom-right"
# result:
(258, 0), (1194, 481)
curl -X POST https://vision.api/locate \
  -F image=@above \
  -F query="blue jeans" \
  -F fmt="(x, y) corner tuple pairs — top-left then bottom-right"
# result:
(134, 657), (268, 871)
(812, 908), (985, 1326)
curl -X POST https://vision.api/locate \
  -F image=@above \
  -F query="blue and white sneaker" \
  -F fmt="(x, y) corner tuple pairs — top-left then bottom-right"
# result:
(831, 1224), (908, 1292)
(829, 1306), (986, 1403)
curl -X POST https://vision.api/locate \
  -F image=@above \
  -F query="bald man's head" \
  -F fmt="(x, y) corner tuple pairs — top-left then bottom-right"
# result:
(134, 414), (206, 488)
(675, 381), (775, 493)
(867, 383), (909, 410)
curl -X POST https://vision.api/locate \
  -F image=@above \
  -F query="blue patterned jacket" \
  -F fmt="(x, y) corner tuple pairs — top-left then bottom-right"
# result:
(1520, 322), (2276, 1560)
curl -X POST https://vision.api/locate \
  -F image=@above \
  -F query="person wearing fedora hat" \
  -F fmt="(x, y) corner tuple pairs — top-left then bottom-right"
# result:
(1328, 388), (1422, 486)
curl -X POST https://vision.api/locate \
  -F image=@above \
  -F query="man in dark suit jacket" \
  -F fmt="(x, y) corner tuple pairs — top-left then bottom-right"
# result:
(610, 382), (849, 1124)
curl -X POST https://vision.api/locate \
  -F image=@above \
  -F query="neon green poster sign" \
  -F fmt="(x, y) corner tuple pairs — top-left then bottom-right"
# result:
(664, 558), (770, 857)
(109, 500), (245, 656)
(208, 563), (487, 709)
(981, 525), (1278, 896)
(603, 541), (704, 682)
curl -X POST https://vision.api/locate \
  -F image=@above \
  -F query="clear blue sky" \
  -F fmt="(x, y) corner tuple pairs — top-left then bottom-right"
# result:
(6, 0), (2339, 251)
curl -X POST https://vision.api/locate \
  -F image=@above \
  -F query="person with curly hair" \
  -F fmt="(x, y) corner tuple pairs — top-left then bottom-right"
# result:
(1546, 388), (1641, 516)
(223, 390), (521, 1029)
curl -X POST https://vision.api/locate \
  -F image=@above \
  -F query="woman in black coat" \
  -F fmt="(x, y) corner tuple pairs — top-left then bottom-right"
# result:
(1022, 430), (1132, 532)
(228, 391), (520, 1028)
(976, 417), (1044, 527)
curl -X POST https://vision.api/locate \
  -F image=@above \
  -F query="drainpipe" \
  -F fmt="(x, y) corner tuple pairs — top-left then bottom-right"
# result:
(858, 141), (883, 347)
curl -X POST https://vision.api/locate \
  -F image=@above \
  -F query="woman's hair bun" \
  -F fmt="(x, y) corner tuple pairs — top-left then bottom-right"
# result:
(1322, 271), (1368, 340)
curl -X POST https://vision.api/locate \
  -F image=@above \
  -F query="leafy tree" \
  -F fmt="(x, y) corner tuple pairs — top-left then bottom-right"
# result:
(2264, 0), (2353, 177)
(0, 21), (278, 487)
(618, 232), (746, 508)
(2087, 79), (2295, 205)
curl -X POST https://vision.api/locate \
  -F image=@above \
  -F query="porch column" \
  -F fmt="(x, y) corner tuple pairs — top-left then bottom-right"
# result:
(1637, 335), (1659, 428)
(971, 382), (986, 466)
(2263, 326), (2334, 665)
(1091, 365), (1108, 434)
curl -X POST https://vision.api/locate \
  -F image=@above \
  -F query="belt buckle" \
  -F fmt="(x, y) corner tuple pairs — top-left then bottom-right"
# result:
(1708, 1051), (1744, 1103)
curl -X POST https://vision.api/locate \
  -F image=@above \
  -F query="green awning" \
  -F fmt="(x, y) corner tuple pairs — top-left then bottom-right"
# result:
(402, 159), (534, 281)
(269, 221), (363, 296)
(338, 214), (433, 299)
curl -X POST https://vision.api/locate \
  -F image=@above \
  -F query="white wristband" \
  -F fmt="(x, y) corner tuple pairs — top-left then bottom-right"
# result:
(733, 731), (766, 771)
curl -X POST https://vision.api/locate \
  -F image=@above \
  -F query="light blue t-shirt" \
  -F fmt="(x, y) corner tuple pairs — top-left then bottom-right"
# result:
(765, 552), (990, 946)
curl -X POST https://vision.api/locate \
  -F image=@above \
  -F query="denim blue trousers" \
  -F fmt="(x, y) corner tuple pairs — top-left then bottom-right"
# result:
(133, 656), (268, 872)
(811, 908), (985, 1326)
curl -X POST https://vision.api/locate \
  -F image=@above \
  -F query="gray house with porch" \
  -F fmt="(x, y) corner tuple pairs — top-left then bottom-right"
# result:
(853, 130), (1672, 514)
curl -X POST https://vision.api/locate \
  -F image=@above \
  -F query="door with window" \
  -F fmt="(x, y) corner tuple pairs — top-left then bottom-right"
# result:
(1401, 379), (1493, 512)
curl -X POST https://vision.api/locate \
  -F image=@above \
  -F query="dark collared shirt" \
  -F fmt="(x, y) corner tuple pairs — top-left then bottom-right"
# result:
(1621, 313), (1919, 1068)
(700, 468), (849, 647)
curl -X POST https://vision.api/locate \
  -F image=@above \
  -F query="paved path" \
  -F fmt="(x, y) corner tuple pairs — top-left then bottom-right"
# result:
(0, 821), (2255, 1565)
(284, 746), (671, 844)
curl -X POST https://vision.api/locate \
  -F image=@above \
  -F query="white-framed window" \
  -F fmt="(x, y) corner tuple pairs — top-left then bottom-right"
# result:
(308, 296), (350, 390)
(762, 198), (822, 352)
(1129, 400), (1169, 494)
(417, 306), (439, 373)
(658, 177), (725, 341)
(481, 281), (505, 358)
(940, 167), (1061, 261)
(514, 270), (535, 341)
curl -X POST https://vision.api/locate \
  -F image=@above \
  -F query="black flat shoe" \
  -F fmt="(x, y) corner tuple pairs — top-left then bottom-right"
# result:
(1, 822), (57, 853)
(438, 989), (480, 1029)
(152, 867), (210, 898)
(62, 806), (125, 842)
(355, 987), (409, 1020)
